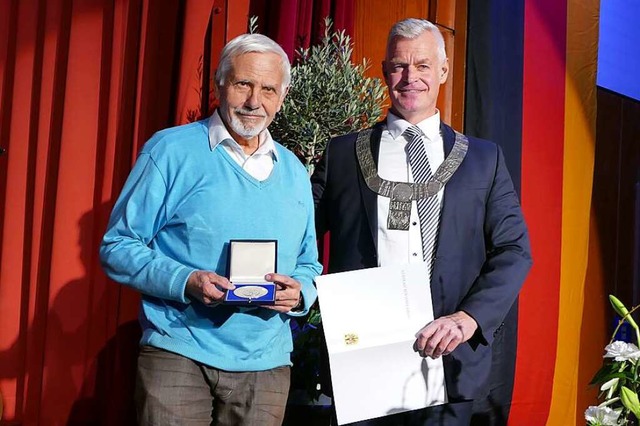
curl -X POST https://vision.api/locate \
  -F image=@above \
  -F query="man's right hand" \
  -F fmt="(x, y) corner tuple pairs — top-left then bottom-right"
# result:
(185, 271), (235, 306)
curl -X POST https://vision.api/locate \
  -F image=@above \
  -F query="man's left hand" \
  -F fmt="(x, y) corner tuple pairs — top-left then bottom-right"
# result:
(264, 273), (302, 313)
(413, 311), (478, 358)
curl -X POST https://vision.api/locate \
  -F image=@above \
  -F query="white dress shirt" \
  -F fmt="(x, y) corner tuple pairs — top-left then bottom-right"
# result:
(377, 111), (445, 267)
(207, 110), (278, 181)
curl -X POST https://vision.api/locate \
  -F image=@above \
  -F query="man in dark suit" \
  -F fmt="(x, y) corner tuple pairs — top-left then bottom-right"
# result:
(311, 18), (532, 425)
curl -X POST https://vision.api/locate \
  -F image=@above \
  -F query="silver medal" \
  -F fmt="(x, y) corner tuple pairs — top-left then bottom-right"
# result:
(233, 286), (268, 300)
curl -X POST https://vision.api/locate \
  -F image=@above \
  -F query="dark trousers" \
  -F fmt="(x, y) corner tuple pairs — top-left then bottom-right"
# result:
(135, 345), (290, 426)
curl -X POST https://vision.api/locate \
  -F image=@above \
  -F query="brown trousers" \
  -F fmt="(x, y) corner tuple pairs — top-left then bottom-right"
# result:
(135, 346), (290, 426)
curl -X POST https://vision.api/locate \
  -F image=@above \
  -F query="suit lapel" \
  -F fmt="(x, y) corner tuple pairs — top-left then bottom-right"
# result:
(430, 123), (458, 311)
(357, 122), (385, 248)
(440, 122), (455, 156)
(435, 122), (458, 261)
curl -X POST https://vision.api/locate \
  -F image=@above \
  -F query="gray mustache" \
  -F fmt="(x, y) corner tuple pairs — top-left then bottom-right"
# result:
(234, 108), (266, 118)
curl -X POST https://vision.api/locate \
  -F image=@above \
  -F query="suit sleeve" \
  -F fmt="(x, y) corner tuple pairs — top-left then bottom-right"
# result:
(311, 140), (331, 237)
(458, 146), (532, 346)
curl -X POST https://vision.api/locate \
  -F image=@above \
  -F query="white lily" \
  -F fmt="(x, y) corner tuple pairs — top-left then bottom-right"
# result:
(604, 341), (640, 362)
(585, 405), (621, 426)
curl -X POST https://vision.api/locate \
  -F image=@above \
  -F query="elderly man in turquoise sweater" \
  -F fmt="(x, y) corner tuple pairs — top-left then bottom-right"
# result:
(100, 33), (322, 426)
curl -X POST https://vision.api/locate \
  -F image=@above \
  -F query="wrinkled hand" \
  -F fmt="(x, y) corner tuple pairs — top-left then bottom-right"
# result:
(413, 311), (478, 358)
(185, 270), (235, 306)
(264, 273), (302, 313)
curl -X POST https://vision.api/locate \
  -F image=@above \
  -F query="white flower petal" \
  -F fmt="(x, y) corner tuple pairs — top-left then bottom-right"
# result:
(600, 377), (619, 391)
(585, 405), (621, 426)
(604, 341), (640, 362)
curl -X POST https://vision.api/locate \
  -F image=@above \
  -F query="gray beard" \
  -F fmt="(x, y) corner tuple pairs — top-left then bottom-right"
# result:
(228, 113), (265, 139)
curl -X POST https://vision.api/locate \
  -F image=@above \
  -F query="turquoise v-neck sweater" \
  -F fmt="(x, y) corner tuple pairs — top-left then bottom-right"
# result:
(100, 120), (322, 371)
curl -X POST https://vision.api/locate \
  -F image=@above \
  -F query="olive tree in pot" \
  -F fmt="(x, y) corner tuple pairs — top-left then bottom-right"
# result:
(270, 18), (387, 174)
(267, 18), (387, 409)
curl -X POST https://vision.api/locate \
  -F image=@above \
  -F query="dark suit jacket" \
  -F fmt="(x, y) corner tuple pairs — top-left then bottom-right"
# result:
(311, 121), (532, 400)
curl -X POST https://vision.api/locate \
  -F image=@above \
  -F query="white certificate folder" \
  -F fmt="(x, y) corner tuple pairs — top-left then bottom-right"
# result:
(316, 263), (446, 425)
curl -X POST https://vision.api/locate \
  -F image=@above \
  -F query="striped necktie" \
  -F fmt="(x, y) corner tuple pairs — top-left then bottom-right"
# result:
(404, 125), (441, 271)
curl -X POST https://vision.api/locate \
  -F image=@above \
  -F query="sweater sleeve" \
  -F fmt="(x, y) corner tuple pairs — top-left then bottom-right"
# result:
(99, 152), (195, 303)
(456, 146), (532, 346)
(288, 171), (323, 317)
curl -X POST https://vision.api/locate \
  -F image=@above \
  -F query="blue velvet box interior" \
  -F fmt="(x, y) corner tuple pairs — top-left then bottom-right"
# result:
(224, 240), (277, 305)
(224, 283), (277, 304)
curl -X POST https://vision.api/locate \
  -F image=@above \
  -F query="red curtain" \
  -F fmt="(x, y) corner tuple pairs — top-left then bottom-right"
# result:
(0, 0), (219, 423)
(0, 0), (352, 423)
(250, 0), (355, 60)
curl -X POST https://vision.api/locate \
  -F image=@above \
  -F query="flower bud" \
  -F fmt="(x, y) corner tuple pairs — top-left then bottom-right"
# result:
(620, 386), (640, 419)
(610, 295), (640, 344)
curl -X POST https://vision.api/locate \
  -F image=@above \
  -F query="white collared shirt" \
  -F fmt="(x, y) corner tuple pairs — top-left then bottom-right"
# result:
(207, 110), (278, 181)
(376, 111), (445, 267)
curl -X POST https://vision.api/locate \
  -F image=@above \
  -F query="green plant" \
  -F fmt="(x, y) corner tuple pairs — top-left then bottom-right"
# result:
(270, 17), (387, 173)
(587, 295), (640, 425)
(266, 18), (386, 402)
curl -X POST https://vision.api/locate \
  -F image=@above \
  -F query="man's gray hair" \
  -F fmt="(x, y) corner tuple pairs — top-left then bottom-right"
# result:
(387, 18), (446, 62)
(215, 33), (291, 90)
